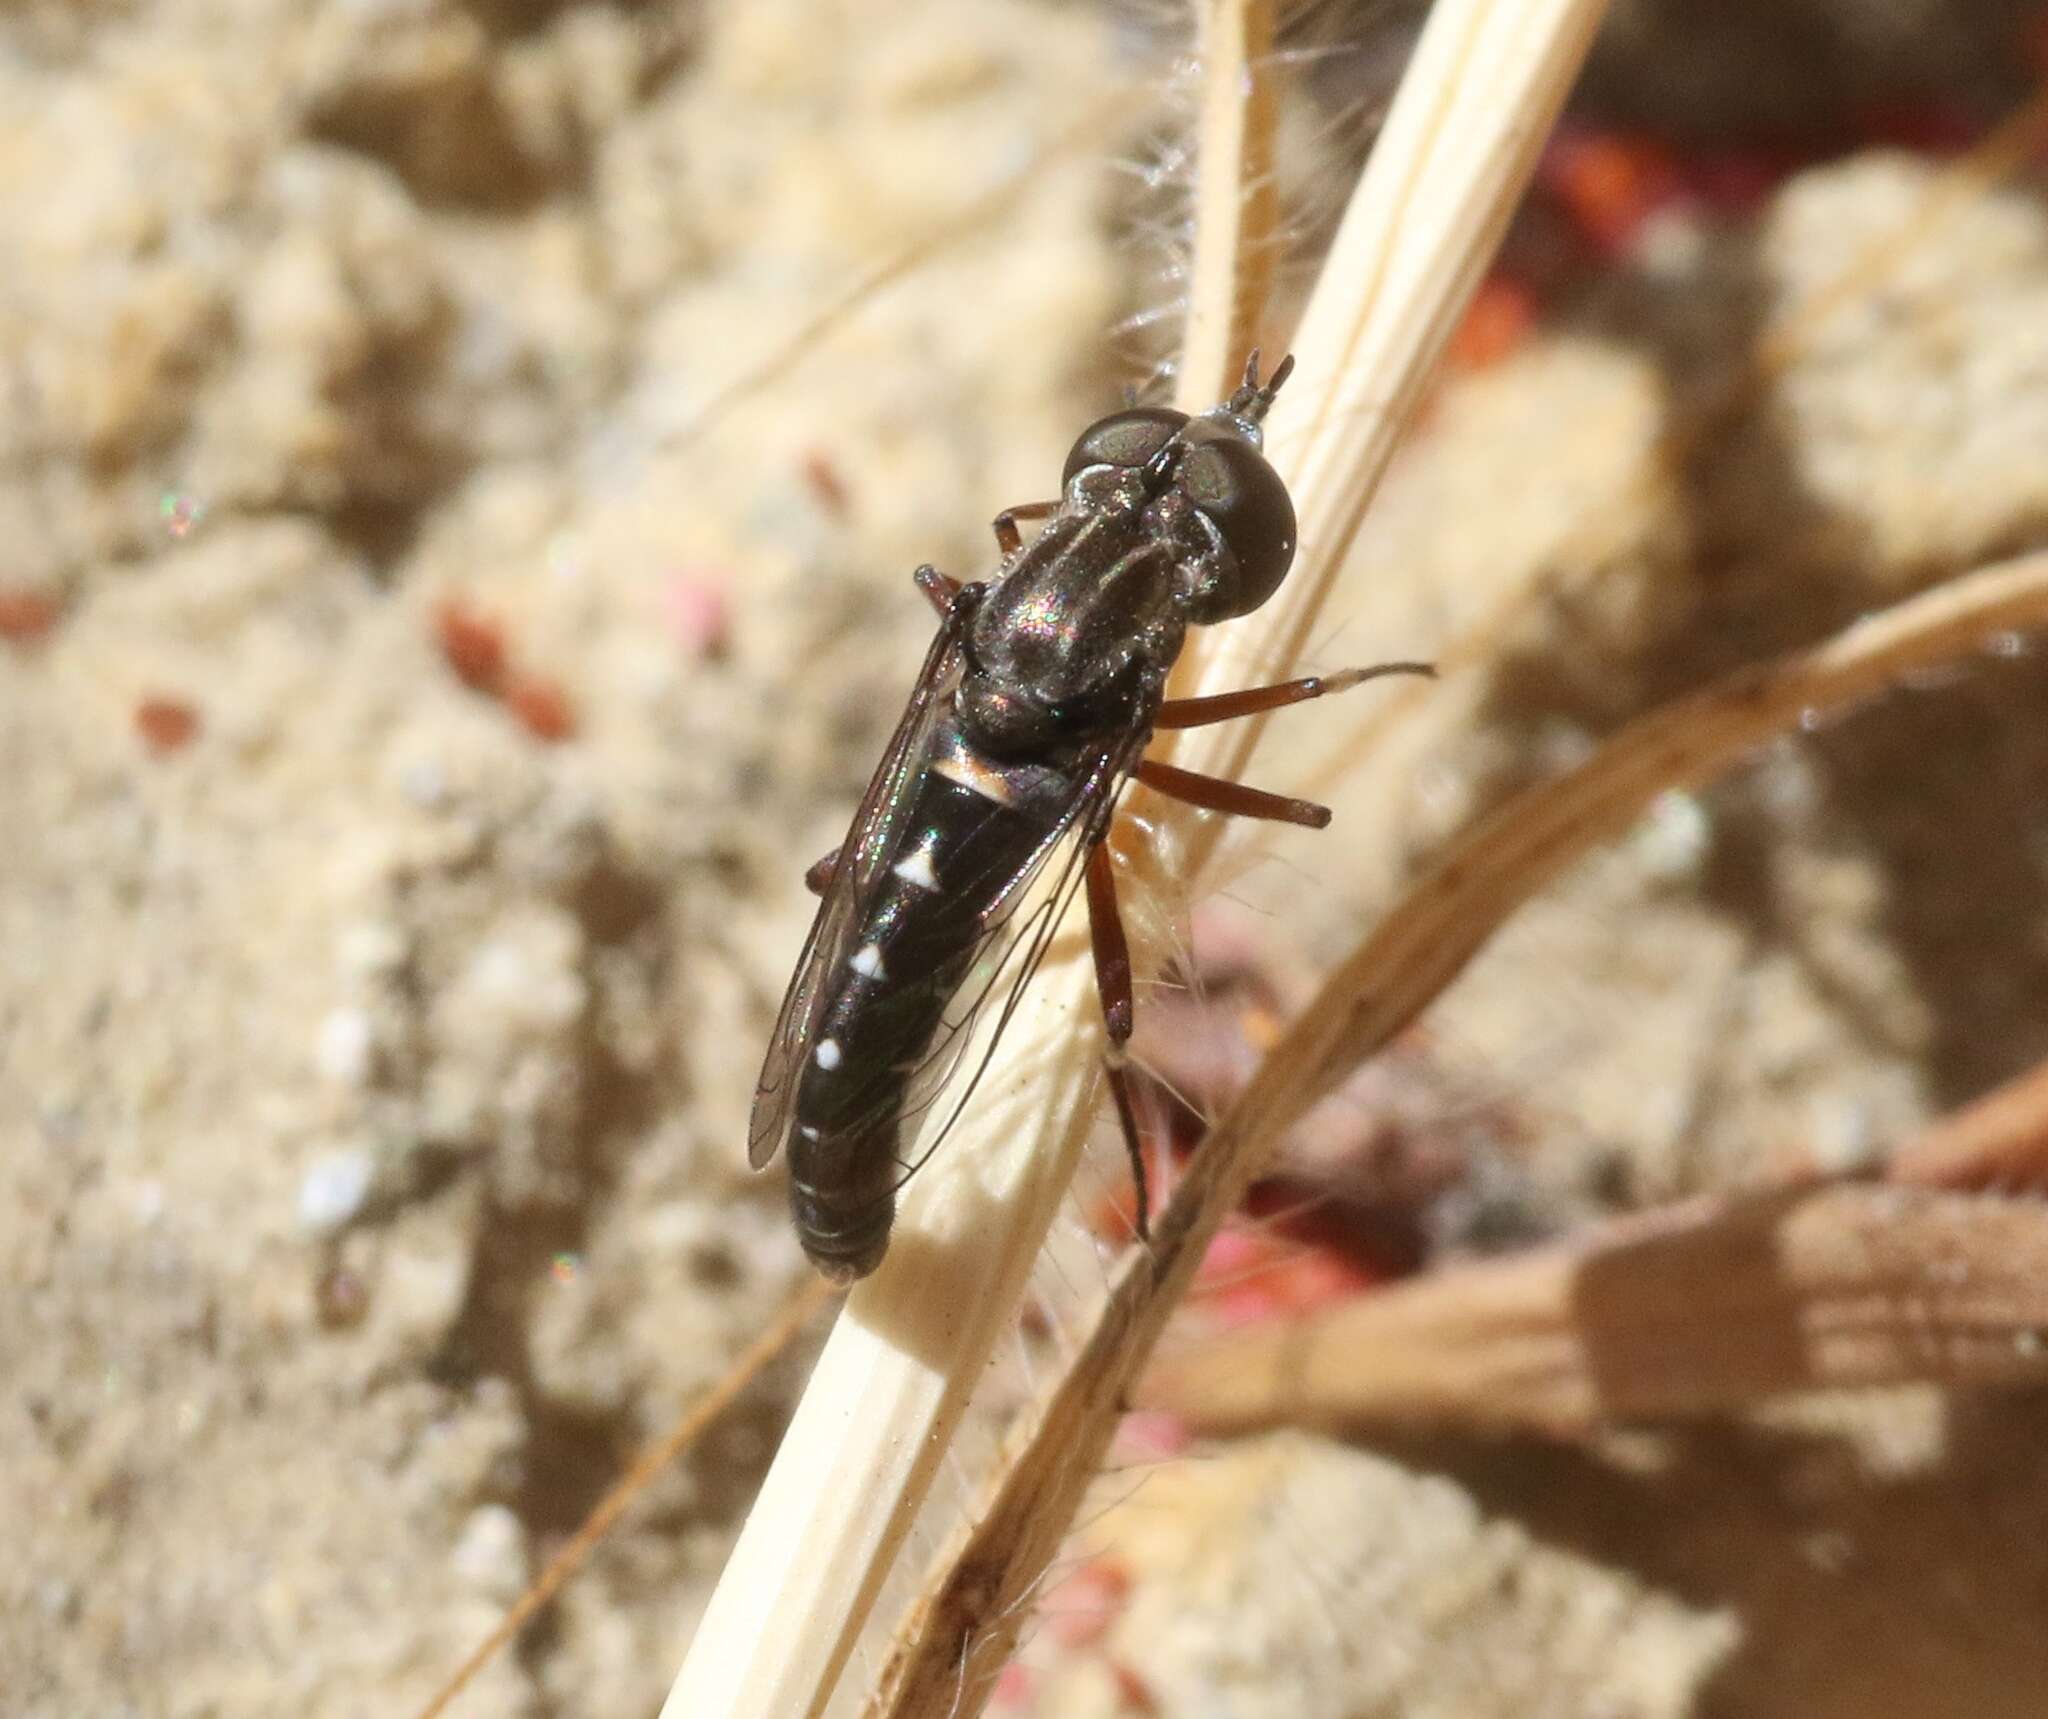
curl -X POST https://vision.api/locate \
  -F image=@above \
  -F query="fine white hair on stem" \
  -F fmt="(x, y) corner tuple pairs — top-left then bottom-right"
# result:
(661, 3), (1611, 1716)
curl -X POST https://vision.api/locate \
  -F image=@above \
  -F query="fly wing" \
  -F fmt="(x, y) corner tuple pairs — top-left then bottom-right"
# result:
(867, 727), (1148, 1193)
(749, 616), (968, 1169)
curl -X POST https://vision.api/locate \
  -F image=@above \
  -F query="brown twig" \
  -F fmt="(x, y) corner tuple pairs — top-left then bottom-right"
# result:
(1889, 1055), (2048, 1193)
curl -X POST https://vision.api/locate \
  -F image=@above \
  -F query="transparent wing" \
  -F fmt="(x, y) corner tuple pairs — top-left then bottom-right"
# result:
(748, 616), (968, 1169)
(820, 730), (1148, 1206)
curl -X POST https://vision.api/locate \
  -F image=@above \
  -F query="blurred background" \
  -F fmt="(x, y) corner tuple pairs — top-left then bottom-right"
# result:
(6, 2), (2048, 1714)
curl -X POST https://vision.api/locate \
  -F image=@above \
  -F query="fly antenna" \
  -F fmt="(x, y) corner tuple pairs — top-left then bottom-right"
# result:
(1227, 348), (1294, 422)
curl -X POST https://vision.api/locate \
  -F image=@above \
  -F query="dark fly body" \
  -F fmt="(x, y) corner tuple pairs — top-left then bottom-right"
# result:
(749, 354), (1431, 1282)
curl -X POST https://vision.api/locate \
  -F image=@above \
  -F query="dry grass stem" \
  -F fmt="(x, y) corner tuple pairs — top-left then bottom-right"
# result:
(1137, 1182), (2048, 1437)
(1176, 0), (1281, 407)
(865, 543), (2048, 1713)
(413, 1278), (833, 1719)
(1889, 1054), (2048, 1192)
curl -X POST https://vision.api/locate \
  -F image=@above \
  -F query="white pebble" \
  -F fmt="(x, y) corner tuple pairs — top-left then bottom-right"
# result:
(298, 1149), (376, 1234)
(314, 1007), (376, 1085)
(399, 758), (448, 808)
(337, 920), (408, 979)
(450, 1504), (529, 1600)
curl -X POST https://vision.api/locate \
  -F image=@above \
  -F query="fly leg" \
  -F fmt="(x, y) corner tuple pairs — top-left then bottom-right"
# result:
(1153, 660), (1434, 730)
(1084, 839), (1152, 1242)
(803, 847), (840, 895)
(1135, 757), (1334, 828)
(913, 563), (962, 616)
(991, 499), (1059, 557)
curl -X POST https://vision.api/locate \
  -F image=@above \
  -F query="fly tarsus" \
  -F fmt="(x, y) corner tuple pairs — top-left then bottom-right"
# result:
(1134, 757), (1331, 828)
(913, 563), (963, 617)
(1153, 659), (1436, 730)
(991, 498), (1059, 557)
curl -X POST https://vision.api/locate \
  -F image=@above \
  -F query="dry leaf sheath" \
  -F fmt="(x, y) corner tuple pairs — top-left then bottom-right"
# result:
(1138, 1182), (2048, 1438)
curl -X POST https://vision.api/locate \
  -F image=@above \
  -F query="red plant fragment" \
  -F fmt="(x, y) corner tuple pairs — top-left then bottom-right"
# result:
(1683, 146), (1806, 218)
(135, 696), (201, 755)
(801, 448), (852, 519)
(504, 674), (576, 743)
(0, 588), (61, 643)
(663, 569), (733, 661)
(1110, 1409), (1191, 1464)
(1854, 98), (1978, 156)
(1447, 275), (1537, 370)
(1045, 1556), (1133, 1650)
(1196, 1225), (1381, 1328)
(1541, 128), (1683, 257)
(436, 600), (508, 693)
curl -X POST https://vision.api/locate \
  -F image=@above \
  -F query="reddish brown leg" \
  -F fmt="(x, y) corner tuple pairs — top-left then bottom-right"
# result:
(1085, 840), (1152, 1241)
(913, 563), (962, 617)
(1135, 757), (1331, 829)
(803, 847), (840, 895)
(1153, 660), (1435, 730)
(992, 499), (1059, 557)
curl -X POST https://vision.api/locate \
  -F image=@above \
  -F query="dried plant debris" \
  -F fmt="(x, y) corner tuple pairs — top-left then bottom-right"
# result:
(1138, 1182), (2048, 1438)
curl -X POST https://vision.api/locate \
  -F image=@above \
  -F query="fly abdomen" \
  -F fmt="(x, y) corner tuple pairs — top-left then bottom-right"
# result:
(787, 718), (1077, 1281)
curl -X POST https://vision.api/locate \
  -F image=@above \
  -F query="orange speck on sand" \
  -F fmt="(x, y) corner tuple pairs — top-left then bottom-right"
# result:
(1448, 276), (1537, 371)
(801, 448), (853, 518)
(0, 589), (61, 642)
(435, 601), (508, 693)
(504, 675), (576, 742)
(1107, 1661), (1160, 1714)
(1541, 129), (1682, 257)
(135, 697), (200, 755)
(663, 569), (733, 660)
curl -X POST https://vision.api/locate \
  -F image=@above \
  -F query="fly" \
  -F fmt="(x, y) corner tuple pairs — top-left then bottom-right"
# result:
(749, 353), (1432, 1281)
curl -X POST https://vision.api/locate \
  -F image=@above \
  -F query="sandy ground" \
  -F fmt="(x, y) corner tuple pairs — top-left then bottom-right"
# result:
(7, 3), (2048, 1717)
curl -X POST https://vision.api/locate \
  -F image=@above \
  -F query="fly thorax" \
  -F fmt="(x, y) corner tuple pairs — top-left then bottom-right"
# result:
(960, 519), (1175, 757)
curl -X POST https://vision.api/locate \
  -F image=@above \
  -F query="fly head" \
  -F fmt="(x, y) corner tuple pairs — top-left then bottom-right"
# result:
(1058, 351), (1298, 629)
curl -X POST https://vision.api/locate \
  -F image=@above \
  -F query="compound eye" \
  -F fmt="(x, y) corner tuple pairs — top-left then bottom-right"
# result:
(1061, 406), (1189, 488)
(1179, 436), (1297, 620)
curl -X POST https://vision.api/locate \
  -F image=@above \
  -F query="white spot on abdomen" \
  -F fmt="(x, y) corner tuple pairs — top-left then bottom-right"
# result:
(934, 753), (1016, 806)
(892, 846), (940, 891)
(814, 1037), (842, 1071)
(850, 942), (886, 980)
